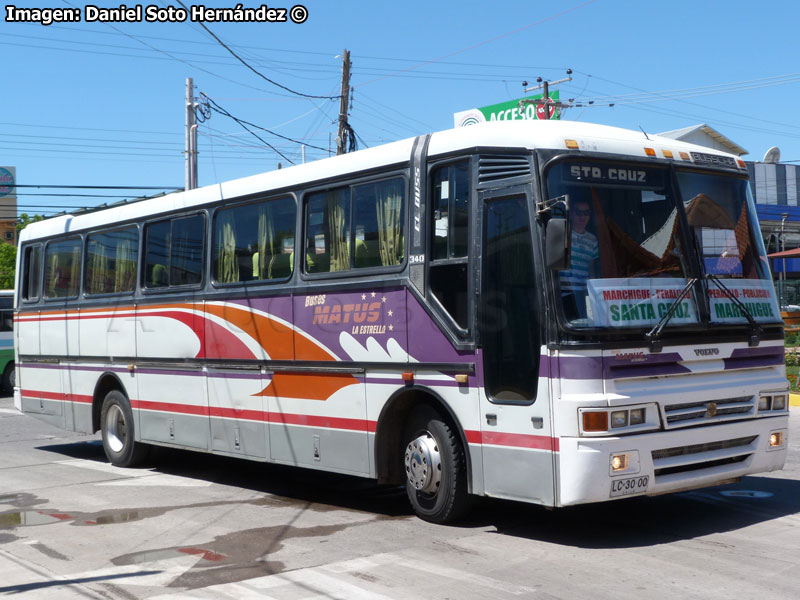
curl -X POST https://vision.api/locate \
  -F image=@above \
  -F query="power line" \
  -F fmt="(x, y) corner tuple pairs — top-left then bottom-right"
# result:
(202, 94), (329, 154)
(174, 0), (340, 101)
(355, 0), (596, 88)
(200, 95), (294, 164)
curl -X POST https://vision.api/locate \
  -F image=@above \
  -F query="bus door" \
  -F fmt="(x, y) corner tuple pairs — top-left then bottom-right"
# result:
(477, 187), (555, 505)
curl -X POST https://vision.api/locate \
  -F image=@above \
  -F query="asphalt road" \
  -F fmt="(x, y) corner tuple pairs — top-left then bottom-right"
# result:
(1, 395), (799, 599)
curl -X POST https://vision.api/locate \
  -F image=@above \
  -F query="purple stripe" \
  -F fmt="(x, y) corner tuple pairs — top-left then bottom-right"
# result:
(361, 377), (467, 388)
(20, 363), (129, 374)
(207, 371), (263, 380)
(725, 346), (784, 370)
(134, 368), (205, 377)
(550, 356), (604, 380)
(603, 352), (690, 379)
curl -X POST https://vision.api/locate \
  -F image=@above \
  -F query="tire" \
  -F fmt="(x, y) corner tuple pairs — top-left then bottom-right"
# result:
(100, 390), (149, 467)
(403, 406), (471, 524)
(2, 363), (15, 395)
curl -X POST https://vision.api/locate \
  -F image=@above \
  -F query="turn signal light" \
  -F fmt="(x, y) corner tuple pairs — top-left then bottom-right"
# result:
(583, 411), (608, 432)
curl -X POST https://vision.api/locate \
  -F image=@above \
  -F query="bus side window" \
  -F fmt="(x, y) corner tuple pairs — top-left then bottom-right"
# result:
(429, 161), (470, 331)
(144, 215), (205, 289)
(22, 245), (42, 302)
(43, 238), (82, 299)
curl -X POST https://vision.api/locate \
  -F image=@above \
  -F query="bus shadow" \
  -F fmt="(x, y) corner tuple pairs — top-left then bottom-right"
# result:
(37, 441), (413, 519)
(466, 476), (800, 548)
(38, 441), (800, 546)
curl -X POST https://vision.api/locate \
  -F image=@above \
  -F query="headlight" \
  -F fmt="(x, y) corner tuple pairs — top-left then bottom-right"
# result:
(772, 395), (787, 411)
(610, 410), (628, 428)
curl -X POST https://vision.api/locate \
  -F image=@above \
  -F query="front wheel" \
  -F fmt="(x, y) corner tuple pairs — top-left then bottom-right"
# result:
(403, 406), (470, 523)
(100, 390), (149, 467)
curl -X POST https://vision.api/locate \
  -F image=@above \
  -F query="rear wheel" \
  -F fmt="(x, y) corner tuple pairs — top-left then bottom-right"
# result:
(403, 406), (470, 523)
(100, 390), (149, 467)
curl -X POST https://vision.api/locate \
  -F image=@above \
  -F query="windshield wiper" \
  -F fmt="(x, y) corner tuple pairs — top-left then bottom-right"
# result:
(706, 273), (761, 347)
(646, 277), (698, 353)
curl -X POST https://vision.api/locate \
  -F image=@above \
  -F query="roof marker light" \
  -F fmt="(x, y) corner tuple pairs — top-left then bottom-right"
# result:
(565, 139), (579, 149)
(737, 159), (747, 168)
(662, 149), (674, 159)
(679, 152), (691, 160)
(644, 147), (656, 157)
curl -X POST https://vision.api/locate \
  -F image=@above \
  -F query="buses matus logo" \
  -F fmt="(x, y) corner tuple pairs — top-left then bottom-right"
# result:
(310, 291), (394, 335)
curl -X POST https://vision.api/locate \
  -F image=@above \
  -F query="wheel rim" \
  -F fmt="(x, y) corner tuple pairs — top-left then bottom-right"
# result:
(105, 404), (127, 454)
(404, 432), (442, 494)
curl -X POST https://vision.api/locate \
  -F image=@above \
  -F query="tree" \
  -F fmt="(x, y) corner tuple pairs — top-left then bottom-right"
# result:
(0, 213), (44, 289)
(16, 213), (43, 232)
(0, 243), (16, 289)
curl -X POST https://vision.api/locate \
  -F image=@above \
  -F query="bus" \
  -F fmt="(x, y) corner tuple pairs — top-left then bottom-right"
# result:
(14, 120), (789, 523)
(0, 289), (14, 393)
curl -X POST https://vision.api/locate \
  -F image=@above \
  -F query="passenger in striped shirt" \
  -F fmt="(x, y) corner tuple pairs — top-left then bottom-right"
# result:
(560, 200), (599, 320)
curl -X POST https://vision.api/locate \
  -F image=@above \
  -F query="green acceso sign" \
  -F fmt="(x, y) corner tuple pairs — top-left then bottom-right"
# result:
(0, 290), (14, 393)
(453, 91), (560, 127)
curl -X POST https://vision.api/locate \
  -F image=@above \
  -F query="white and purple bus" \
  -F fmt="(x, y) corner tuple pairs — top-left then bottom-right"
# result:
(14, 120), (789, 523)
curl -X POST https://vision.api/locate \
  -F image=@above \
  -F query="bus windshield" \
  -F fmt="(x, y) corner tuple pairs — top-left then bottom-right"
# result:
(546, 161), (779, 330)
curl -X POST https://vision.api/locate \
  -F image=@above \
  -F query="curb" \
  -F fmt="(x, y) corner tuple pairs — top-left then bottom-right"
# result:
(790, 393), (800, 407)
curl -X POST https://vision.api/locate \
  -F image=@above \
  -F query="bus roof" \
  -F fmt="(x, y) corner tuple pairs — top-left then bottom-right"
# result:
(19, 120), (742, 243)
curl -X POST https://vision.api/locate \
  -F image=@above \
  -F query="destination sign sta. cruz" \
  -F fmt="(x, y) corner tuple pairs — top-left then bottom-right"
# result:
(453, 91), (560, 128)
(562, 163), (667, 188)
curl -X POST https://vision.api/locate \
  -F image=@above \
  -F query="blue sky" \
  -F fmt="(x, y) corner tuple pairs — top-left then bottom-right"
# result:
(3, 0), (800, 217)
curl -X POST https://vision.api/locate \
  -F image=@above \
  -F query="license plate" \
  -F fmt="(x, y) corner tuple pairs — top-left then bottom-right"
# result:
(610, 475), (649, 498)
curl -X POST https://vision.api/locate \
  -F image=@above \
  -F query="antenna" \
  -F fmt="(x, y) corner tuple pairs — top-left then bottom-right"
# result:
(638, 125), (650, 141)
(763, 146), (781, 163)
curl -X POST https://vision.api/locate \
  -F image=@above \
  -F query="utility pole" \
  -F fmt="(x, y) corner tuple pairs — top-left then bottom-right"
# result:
(336, 49), (351, 155)
(185, 77), (198, 190)
(519, 69), (573, 120)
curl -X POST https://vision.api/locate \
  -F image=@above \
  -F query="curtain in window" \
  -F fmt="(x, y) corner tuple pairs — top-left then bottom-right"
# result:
(257, 205), (276, 279)
(115, 237), (136, 292)
(68, 246), (81, 295)
(376, 180), (403, 266)
(217, 211), (239, 283)
(328, 191), (349, 272)
(87, 242), (109, 294)
(46, 252), (59, 296)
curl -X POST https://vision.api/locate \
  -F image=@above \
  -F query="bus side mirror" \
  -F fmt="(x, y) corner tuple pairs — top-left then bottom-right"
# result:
(546, 217), (570, 270)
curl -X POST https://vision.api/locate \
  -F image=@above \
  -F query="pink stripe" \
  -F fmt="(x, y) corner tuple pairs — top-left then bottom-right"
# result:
(22, 390), (553, 446)
(466, 429), (559, 452)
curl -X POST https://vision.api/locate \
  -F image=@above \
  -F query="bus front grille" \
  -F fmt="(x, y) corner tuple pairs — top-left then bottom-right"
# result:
(651, 435), (757, 478)
(662, 395), (755, 428)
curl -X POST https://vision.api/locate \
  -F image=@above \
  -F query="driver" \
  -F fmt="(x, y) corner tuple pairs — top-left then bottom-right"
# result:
(560, 199), (599, 320)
